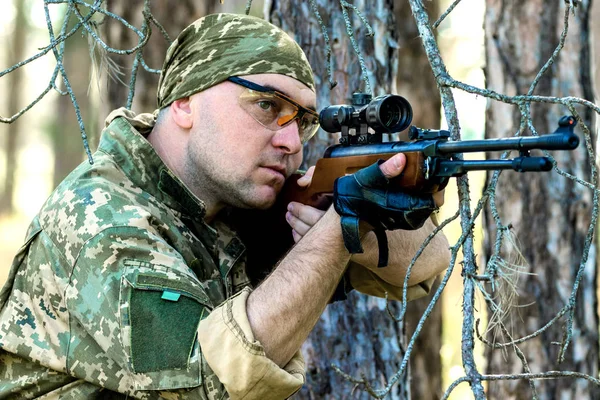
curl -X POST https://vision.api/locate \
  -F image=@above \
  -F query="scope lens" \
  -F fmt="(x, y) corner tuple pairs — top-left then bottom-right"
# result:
(380, 100), (401, 128)
(367, 95), (413, 133)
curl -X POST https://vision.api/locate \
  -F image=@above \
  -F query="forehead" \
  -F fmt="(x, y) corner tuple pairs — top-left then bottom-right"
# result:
(238, 73), (317, 110)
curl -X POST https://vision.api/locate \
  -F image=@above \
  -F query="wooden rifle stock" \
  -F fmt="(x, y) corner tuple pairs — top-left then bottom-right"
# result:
(279, 151), (445, 210)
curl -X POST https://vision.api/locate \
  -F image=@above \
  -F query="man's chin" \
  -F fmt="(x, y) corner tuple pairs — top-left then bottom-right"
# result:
(252, 200), (277, 210)
(254, 192), (279, 210)
(239, 188), (279, 210)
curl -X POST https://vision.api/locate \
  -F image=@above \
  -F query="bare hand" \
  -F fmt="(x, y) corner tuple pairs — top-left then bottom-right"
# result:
(285, 166), (319, 242)
(286, 201), (326, 243)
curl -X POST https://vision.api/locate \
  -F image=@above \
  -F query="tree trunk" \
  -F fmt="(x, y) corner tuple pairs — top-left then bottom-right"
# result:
(103, 0), (218, 112)
(269, 1), (441, 398)
(594, 2), (600, 108)
(483, 0), (598, 398)
(0, 0), (27, 214)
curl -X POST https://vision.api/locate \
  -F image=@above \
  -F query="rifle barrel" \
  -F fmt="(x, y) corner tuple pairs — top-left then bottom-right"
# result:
(436, 133), (579, 155)
(435, 157), (553, 177)
(323, 133), (579, 159)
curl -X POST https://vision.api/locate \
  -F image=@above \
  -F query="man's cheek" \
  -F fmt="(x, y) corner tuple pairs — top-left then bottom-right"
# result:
(291, 153), (303, 172)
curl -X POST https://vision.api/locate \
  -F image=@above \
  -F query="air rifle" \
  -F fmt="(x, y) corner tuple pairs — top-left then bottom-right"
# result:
(281, 92), (580, 208)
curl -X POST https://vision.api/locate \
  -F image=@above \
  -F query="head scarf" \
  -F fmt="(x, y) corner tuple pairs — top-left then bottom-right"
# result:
(107, 13), (315, 132)
(158, 13), (314, 108)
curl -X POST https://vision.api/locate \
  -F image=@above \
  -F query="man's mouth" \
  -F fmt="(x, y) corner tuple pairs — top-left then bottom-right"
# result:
(262, 164), (288, 179)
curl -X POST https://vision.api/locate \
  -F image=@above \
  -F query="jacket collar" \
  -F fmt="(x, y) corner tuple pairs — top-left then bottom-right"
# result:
(99, 114), (207, 223)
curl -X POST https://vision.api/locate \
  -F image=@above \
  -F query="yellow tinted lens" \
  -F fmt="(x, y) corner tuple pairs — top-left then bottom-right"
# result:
(238, 87), (319, 143)
(238, 90), (285, 128)
(299, 114), (320, 143)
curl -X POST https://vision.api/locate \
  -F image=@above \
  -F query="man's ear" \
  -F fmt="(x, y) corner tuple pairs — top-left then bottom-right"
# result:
(170, 97), (193, 129)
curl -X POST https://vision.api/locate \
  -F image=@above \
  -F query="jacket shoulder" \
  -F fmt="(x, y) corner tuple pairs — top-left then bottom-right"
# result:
(38, 153), (171, 265)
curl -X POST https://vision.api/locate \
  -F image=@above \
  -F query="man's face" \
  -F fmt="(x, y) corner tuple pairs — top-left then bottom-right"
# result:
(183, 73), (317, 211)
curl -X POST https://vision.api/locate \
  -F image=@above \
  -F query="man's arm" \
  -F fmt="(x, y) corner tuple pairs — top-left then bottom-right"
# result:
(247, 207), (349, 367)
(246, 153), (410, 368)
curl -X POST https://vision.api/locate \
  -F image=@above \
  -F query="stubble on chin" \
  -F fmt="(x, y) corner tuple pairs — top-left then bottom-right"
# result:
(237, 182), (282, 210)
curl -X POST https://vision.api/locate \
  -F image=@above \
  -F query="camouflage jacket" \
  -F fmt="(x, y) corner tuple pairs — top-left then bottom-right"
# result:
(0, 115), (305, 399)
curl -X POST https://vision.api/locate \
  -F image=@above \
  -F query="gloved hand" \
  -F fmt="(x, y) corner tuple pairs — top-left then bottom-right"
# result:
(333, 159), (436, 267)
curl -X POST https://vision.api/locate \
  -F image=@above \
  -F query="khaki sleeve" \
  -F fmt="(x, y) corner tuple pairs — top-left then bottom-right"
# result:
(197, 287), (304, 400)
(347, 262), (435, 302)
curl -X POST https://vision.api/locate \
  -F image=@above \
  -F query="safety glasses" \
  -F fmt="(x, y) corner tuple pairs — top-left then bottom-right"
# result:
(227, 76), (320, 144)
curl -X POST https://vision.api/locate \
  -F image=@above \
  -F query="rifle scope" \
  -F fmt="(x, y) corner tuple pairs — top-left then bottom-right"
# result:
(320, 93), (413, 134)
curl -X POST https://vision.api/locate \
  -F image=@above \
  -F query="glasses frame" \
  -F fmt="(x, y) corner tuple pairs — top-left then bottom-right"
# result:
(227, 76), (319, 143)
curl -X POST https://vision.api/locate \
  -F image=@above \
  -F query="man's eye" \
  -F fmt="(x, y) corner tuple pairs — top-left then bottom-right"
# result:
(257, 100), (275, 111)
(302, 117), (317, 128)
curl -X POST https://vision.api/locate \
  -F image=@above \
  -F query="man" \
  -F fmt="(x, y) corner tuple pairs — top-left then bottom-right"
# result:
(0, 13), (449, 399)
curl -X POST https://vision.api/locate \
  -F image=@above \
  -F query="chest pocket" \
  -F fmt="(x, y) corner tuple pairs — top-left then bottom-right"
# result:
(120, 260), (214, 390)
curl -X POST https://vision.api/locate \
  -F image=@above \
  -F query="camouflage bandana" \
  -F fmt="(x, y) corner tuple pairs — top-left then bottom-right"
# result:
(157, 13), (315, 109)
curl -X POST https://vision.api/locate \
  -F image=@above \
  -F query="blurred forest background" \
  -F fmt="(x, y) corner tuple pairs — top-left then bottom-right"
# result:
(0, 0), (598, 399)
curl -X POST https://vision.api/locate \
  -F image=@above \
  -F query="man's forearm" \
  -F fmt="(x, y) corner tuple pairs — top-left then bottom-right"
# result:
(350, 218), (450, 286)
(246, 207), (351, 367)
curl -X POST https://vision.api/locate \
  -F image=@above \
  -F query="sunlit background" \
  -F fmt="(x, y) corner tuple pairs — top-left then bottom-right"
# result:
(0, 1), (598, 399)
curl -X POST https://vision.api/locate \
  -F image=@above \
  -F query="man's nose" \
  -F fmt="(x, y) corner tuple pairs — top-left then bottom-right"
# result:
(272, 120), (303, 154)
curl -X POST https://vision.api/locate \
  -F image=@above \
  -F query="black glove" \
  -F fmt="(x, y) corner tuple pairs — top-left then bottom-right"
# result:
(333, 160), (436, 268)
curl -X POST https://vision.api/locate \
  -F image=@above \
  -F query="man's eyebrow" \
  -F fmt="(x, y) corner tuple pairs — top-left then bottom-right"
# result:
(262, 84), (317, 112)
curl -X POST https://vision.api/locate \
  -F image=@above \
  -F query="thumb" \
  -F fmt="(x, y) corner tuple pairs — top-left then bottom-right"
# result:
(296, 166), (315, 187)
(379, 153), (407, 179)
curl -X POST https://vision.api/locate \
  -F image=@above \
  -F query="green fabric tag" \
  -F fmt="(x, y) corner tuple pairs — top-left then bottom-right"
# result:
(135, 274), (210, 304)
(161, 291), (181, 302)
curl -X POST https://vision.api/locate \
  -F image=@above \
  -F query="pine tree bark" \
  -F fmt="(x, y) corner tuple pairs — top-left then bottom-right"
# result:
(1, 0), (27, 214)
(269, 1), (442, 398)
(483, 0), (599, 398)
(593, 0), (600, 107)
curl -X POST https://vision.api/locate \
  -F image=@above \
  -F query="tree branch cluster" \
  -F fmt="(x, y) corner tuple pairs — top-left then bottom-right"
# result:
(0, 0), (171, 162)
